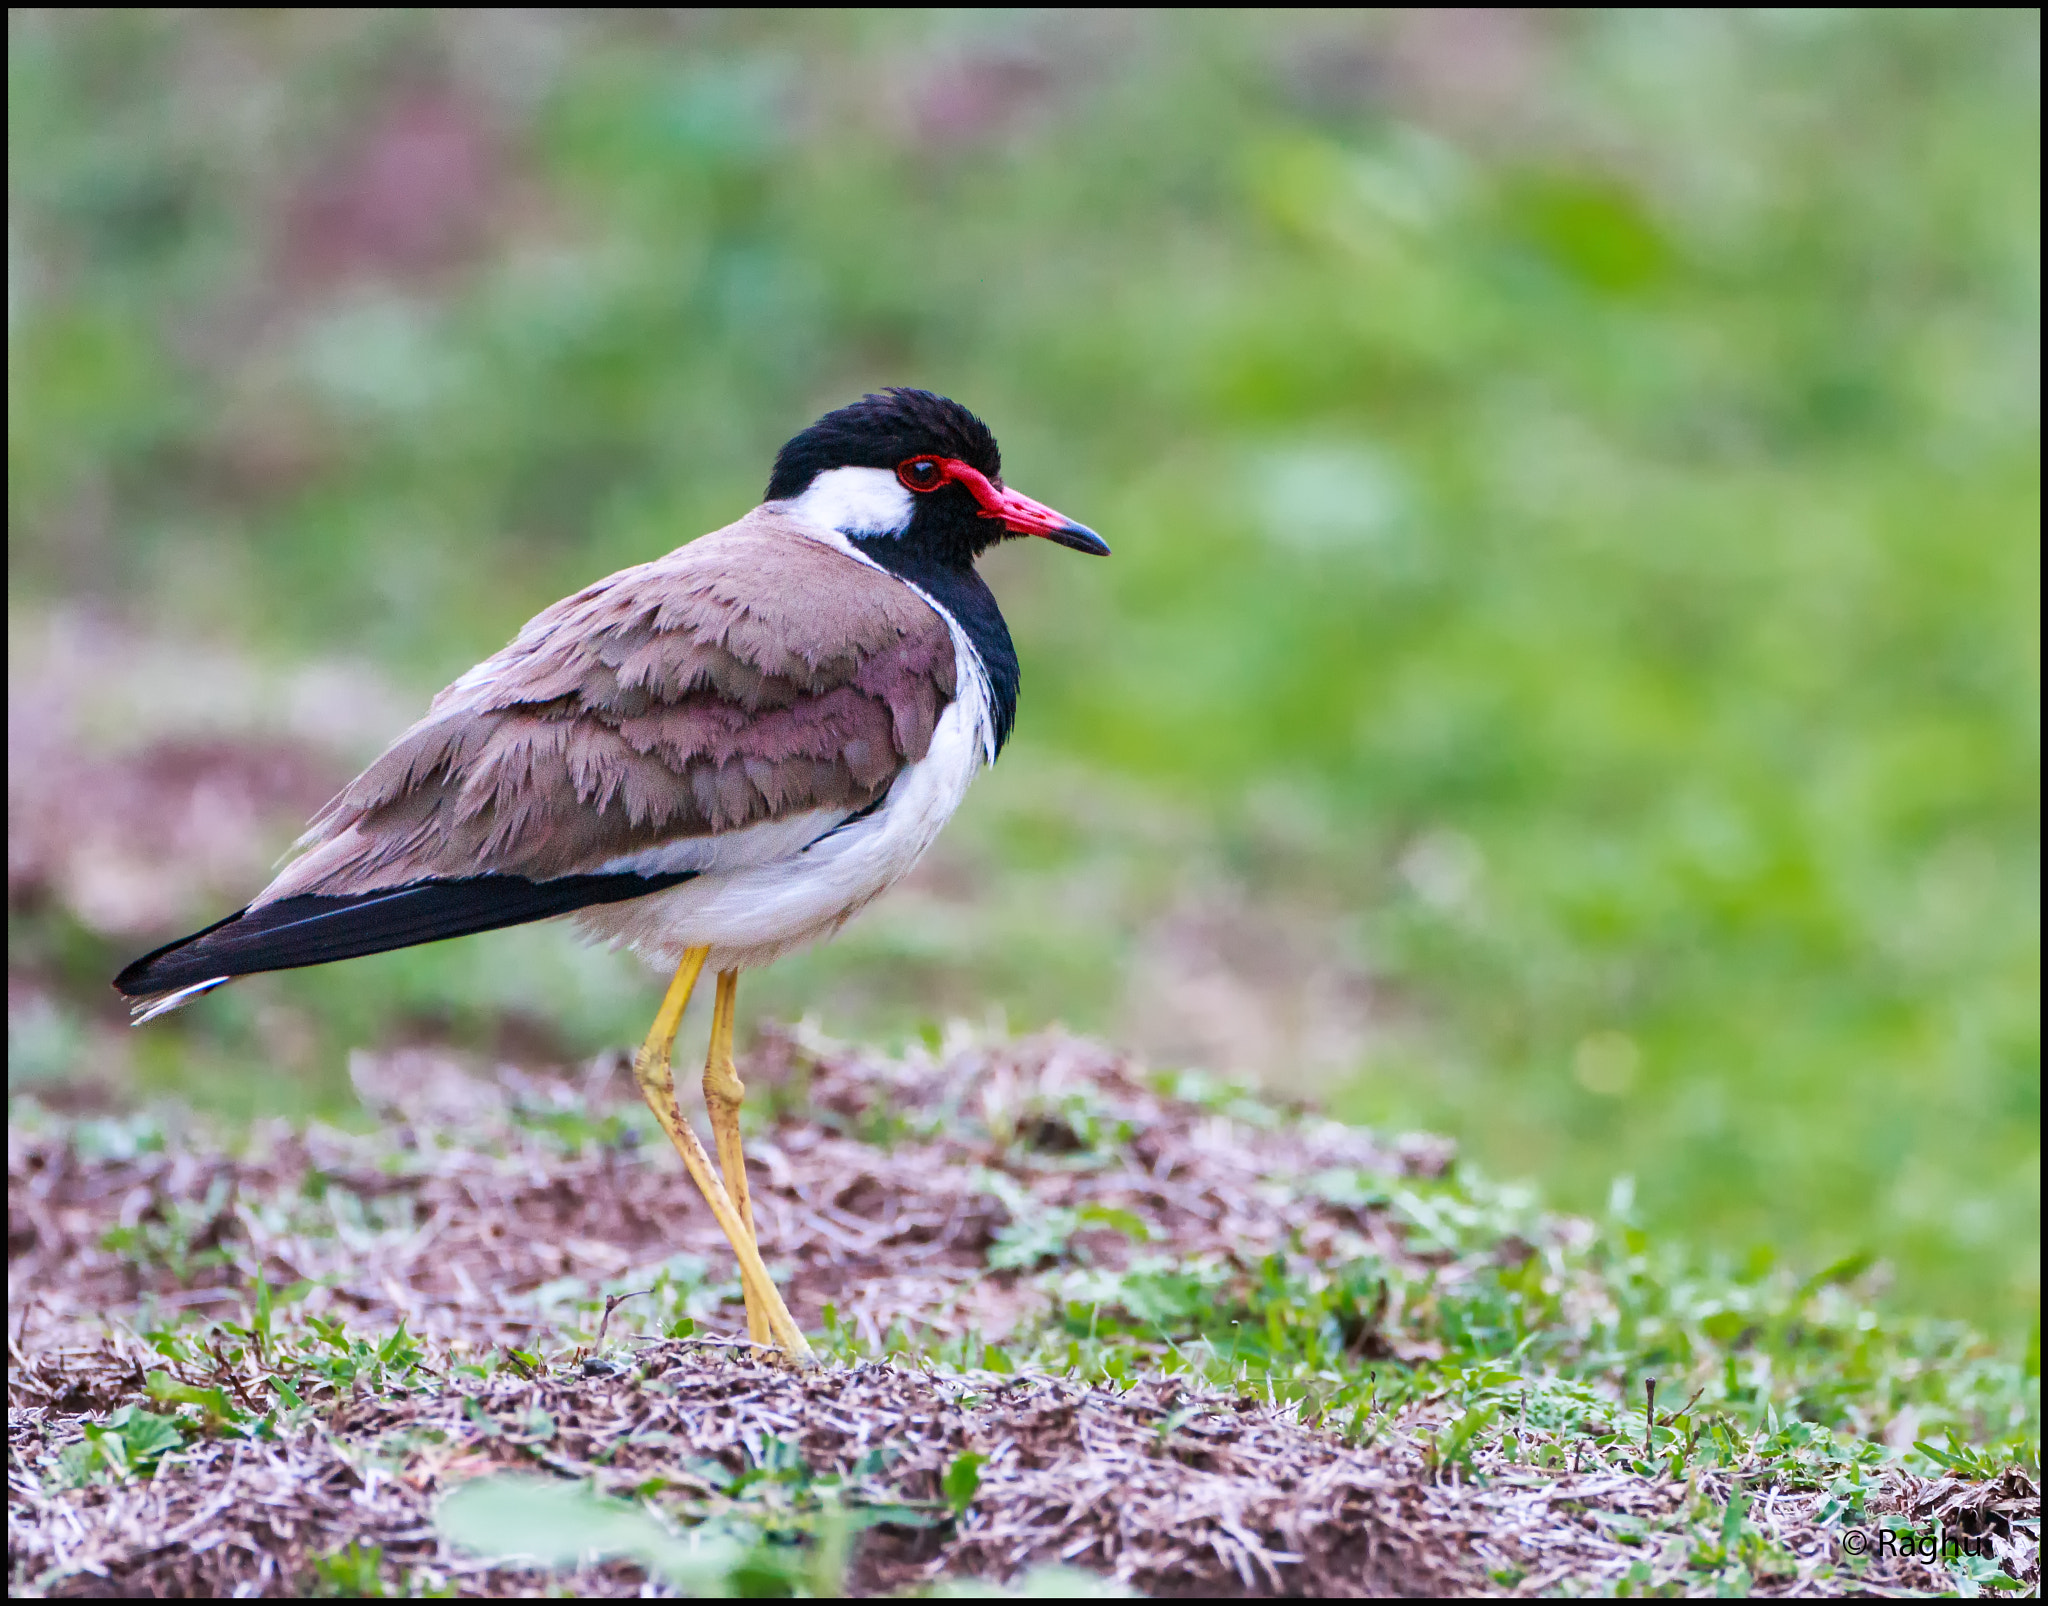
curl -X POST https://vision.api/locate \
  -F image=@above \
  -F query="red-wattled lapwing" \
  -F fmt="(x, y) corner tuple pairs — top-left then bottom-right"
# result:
(114, 389), (1108, 1363)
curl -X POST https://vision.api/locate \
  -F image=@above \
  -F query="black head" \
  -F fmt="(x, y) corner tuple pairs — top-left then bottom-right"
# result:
(765, 388), (1108, 570)
(767, 388), (1001, 501)
(766, 389), (1106, 765)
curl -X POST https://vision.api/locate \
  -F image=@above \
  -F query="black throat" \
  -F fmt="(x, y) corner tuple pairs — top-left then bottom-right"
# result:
(849, 528), (1020, 758)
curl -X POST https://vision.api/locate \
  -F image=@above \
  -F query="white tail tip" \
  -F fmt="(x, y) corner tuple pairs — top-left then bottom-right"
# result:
(129, 977), (232, 1025)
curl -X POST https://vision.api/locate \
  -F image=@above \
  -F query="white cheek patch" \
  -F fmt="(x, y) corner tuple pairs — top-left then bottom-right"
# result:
(784, 466), (914, 538)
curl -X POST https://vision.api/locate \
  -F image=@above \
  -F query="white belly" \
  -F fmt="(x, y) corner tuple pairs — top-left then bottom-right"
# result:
(573, 660), (991, 975)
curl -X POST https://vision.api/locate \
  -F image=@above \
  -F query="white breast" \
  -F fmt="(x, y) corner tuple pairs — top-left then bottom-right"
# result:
(573, 621), (994, 974)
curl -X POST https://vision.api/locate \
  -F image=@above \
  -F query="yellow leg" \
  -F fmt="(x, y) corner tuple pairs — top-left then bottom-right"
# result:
(629, 948), (814, 1364)
(704, 969), (771, 1348)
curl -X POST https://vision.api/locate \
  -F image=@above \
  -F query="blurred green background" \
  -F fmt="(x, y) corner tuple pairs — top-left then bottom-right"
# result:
(8, 10), (2038, 1333)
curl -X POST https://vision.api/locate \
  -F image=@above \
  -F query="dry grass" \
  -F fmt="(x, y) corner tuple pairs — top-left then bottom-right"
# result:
(10, 1028), (1449, 1354)
(10, 1031), (2040, 1596)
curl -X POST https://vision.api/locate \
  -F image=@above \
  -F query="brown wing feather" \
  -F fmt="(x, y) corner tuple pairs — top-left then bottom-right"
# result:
(258, 510), (955, 903)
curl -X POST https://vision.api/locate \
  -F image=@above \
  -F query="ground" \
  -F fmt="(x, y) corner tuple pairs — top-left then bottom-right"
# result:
(9, 1029), (2038, 1596)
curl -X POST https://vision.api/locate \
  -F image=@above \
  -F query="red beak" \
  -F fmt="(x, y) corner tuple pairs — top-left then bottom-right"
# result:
(941, 460), (1111, 555)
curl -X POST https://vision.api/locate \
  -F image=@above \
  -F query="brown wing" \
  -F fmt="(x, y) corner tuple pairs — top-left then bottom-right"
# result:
(258, 508), (956, 903)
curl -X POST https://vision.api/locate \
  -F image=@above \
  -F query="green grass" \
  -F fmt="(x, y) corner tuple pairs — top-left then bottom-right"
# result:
(7, 10), (2039, 1333)
(20, 1056), (2037, 1597)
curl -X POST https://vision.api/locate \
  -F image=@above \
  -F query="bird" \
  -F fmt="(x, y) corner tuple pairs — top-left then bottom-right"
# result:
(113, 388), (1108, 1363)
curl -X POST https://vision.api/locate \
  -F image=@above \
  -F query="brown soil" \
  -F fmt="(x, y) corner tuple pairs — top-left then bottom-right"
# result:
(10, 1032), (2035, 1597)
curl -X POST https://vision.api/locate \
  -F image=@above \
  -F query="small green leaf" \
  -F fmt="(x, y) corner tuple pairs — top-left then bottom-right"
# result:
(111, 1405), (187, 1462)
(145, 1371), (244, 1429)
(1075, 1204), (1152, 1242)
(1721, 1483), (1748, 1546)
(437, 1472), (740, 1589)
(377, 1320), (423, 1371)
(308, 1314), (351, 1350)
(1700, 1309), (1748, 1345)
(58, 1438), (100, 1485)
(1432, 1402), (1499, 1468)
(1913, 1438), (1969, 1471)
(1797, 1252), (1876, 1302)
(942, 1451), (986, 1517)
(62, 1406), (186, 1481)
(310, 1540), (386, 1596)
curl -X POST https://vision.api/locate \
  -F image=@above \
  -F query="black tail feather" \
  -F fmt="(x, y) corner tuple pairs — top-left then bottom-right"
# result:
(113, 871), (697, 998)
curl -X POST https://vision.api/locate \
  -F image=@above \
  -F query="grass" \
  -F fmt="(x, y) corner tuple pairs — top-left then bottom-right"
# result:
(9, 1030), (2038, 1595)
(7, 10), (2039, 1336)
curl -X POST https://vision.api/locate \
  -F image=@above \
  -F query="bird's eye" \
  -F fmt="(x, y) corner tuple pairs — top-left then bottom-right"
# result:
(898, 457), (944, 492)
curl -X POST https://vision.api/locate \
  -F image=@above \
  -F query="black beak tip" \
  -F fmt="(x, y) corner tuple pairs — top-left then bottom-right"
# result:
(1051, 521), (1111, 556)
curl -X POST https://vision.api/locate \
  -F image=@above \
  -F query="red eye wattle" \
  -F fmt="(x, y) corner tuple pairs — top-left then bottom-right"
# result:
(897, 457), (945, 492)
